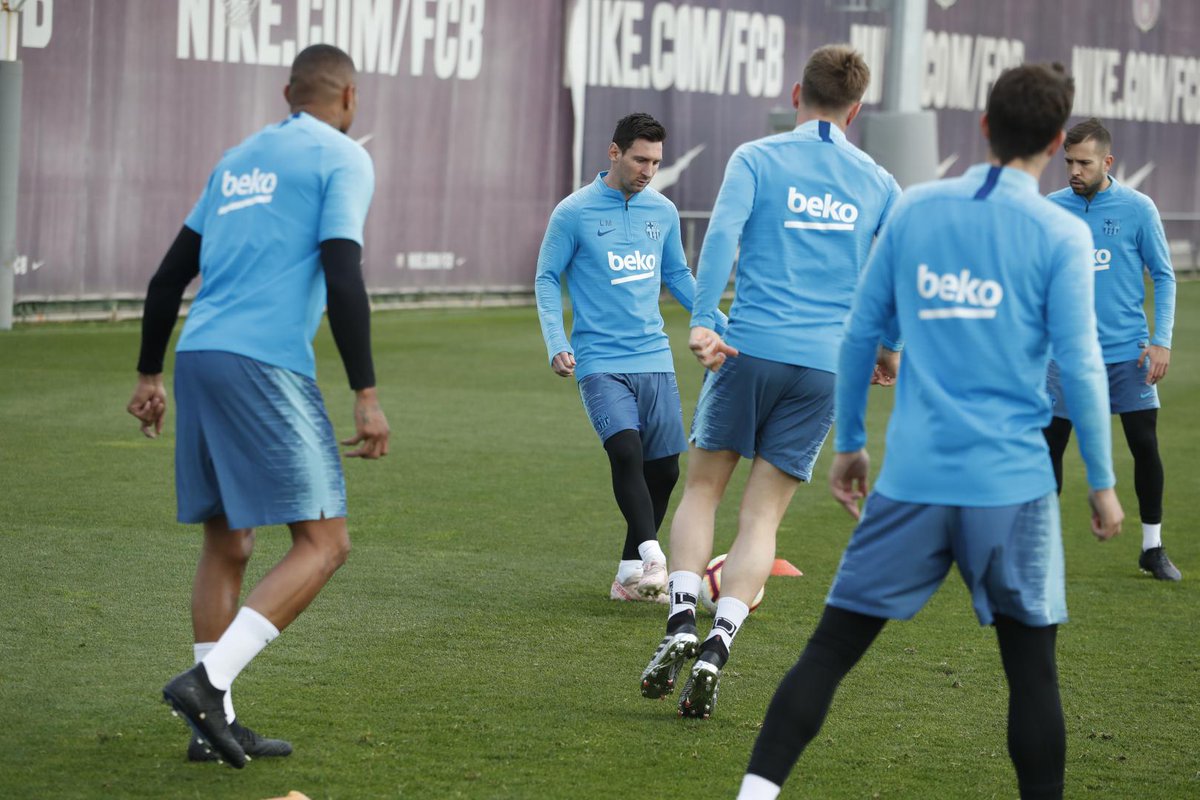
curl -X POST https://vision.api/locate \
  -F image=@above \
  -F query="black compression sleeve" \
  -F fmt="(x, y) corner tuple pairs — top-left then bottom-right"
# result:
(137, 226), (201, 374)
(320, 239), (376, 391)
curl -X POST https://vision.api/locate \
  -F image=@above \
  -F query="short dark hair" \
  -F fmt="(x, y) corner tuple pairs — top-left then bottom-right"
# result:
(612, 113), (666, 152)
(801, 45), (870, 111)
(1065, 117), (1112, 152)
(288, 44), (356, 107)
(985, 63), (1074, 164)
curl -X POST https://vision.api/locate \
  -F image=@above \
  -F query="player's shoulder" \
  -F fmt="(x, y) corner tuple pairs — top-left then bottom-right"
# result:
(1045, 186), (1075, 207)
(1038, 196), (1091, 242)
(638, 185), (679, 214)
(549, 181), (599, 226)
(1116, 182), (1159, 216)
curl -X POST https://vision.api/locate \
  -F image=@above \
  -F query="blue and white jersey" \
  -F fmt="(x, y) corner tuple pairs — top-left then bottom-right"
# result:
(691, 120), (901, 372)
(1047, 177), (1175, 363)
(837, 164), (1115, 506)
(535, 172), (721, 379)
(177, 112), (375, 380)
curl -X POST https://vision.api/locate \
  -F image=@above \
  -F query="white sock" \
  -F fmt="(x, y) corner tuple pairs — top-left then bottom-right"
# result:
(706, 596), (751, 651)
(668, 570), (702, 619)
(737, 774), (781, 800)
(193, 641), (235, 724)
(201, 607), (279, 692)
(1142, 523), (1162, 551)
(616, 559), (643, 584)
(638, 540), (667, 565)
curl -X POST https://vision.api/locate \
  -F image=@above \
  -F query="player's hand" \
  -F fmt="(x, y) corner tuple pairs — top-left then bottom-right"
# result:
(829, 449), (870, 519)
(689, 326), (739, 372)
(1137, 344), (1170, 385)
(871, 347), (900, 387)
(342, 388), (390, 459)
(1087, 487), (1123, 541)
(127, 374), (167, 439)
(551, 351), (576, 377)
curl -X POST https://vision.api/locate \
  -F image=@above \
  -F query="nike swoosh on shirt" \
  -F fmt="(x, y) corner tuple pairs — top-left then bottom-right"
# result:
(1140, 390), (1155, 398)
(597, 227), (616, 236)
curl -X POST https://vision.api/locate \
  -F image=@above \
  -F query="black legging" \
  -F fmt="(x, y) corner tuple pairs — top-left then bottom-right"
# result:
(603, 429), (680, 560)
(747, 607), (1065, 800)
(1043, 408), (1162, 523)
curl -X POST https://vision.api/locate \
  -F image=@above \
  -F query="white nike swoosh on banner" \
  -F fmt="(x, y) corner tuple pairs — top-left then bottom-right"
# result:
(936, 154), (959, 178)
(654, 144), (705, 191)
(1115, 161), (1154, 190)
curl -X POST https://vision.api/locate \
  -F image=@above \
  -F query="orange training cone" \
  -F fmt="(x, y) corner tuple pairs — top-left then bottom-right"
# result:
(771, 558), (803, 577)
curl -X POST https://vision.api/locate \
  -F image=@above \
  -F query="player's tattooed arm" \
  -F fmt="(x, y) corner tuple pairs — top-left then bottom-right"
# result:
(342, 387), (390, 459)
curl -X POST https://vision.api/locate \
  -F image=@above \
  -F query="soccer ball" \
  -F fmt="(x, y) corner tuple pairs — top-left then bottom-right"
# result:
(699, 553), (764, 614)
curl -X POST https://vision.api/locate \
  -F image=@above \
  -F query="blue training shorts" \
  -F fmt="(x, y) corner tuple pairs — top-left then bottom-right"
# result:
(577, 372), (687, 460)
(1047, 357), (1159, 418)
(827, 491), (1066, 627)
(174, 350), (347, 529)
(690, 353), (835, 481)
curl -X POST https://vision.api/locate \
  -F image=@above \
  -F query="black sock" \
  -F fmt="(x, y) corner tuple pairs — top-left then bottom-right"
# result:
(667, 608), (696, 635)
(746, 606), (885, 787)
(603, 430), (658, 560)
(994, 615), (1064, 800)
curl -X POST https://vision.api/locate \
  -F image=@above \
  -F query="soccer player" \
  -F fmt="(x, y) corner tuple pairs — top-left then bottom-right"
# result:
(535, 113), (725, 603)
(1044, 118), (1179, 581)
(737, 64), (1124, 800)
(639, 45), (901, 718)
(125, 44), (389, 768)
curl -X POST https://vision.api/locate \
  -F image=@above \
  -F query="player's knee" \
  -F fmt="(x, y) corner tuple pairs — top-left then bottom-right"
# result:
(646, 455), (680, 488)
(326, 532), (351, 572)
(604, 429), (643, 469)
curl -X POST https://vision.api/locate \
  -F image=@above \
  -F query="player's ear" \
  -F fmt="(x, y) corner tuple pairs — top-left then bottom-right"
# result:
(608, 142), (621, 162)
(844, 102), (863, 128)
(1045, 128), (1066, 157)
(342, 83), (354, 111)
(791, 82), (801, 110)
(283, 83), (292, 106)
(979, 113), (990, 141)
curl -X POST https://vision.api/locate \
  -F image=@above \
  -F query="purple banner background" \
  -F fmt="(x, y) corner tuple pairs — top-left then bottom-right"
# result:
(9, 0), (1200, 302)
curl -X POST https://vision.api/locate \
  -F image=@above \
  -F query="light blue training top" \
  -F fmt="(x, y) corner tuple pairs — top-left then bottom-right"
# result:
(178, 112), (375, 380)
(837, 164), (1115, 506)
(1047, 177), (1175, 363)
(535, 172), (724, 379)
(690, 120), (902, 372)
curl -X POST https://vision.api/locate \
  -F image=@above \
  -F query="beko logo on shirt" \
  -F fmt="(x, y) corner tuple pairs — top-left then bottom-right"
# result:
(607, 250), (657, 285)
(1093, 248), (1112, 271)
(916, 263), (1004, 319)
(217, 168), (278, 216)
(784, 187), (860, 231)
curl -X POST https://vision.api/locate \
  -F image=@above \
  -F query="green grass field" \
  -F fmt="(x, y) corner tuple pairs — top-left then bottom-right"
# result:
(1, 287), (1197, 799)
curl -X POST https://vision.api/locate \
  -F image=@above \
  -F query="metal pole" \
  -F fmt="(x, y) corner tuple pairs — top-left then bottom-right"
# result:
(882, 0), (927, 114)
(0, 57), (21, 330)
(860, 0), (938, 188)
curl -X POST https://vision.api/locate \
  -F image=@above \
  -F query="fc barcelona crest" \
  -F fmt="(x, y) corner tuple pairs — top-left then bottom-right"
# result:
(1104, 218), (1120, 236)
(645, 220), (661, 241)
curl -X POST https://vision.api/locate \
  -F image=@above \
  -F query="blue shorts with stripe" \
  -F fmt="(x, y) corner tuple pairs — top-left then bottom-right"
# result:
(1047, 357), (1159, 418)
(827, 491), (1066, 627)
(174, 350), (347, 529)
(577, 372), (687, 460)
(689, 353), (835, 481)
